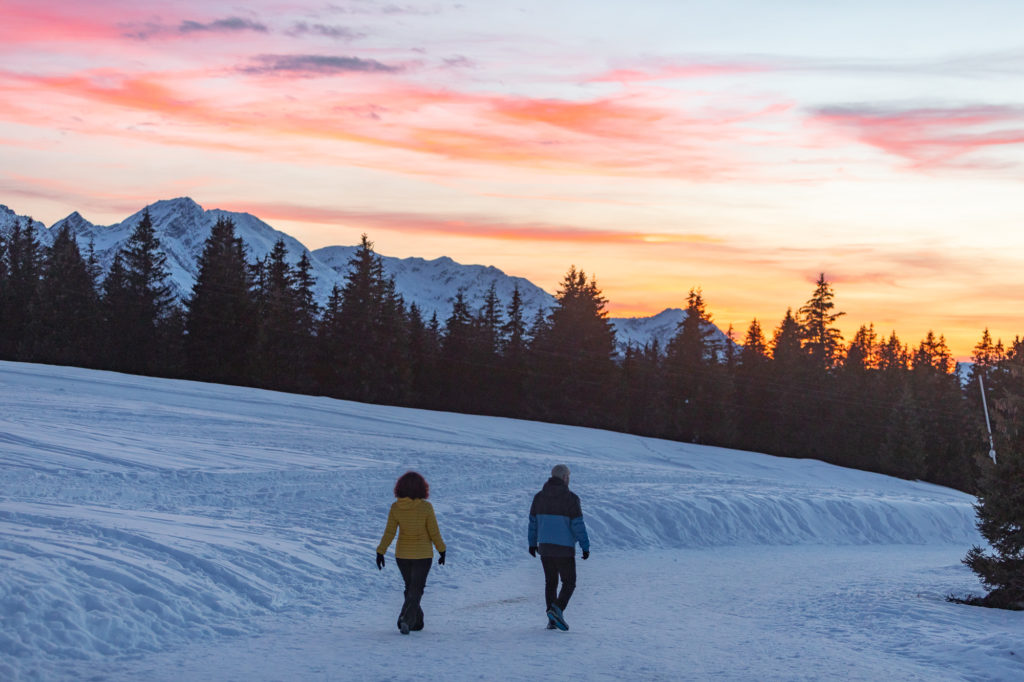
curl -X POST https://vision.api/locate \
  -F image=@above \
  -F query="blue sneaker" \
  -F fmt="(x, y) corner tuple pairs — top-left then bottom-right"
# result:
(546, 605), (568, 631)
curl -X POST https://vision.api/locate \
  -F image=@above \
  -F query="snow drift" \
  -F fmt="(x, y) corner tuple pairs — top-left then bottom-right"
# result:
(0, 361), (988, 680)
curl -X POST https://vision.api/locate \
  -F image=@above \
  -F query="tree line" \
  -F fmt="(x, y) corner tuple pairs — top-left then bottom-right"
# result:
(2, 212), (1018, 494)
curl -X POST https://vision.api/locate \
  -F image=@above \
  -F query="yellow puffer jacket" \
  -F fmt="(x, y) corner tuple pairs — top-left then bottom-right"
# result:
(376, 498), (446, 559)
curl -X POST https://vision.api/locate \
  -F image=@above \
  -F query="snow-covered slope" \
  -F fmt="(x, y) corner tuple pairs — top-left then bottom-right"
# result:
(1, 360), (1017, 681)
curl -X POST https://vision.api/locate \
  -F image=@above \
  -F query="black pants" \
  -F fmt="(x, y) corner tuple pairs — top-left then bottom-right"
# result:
(396, 557), (432, 631)
(541, 555), (576, 611)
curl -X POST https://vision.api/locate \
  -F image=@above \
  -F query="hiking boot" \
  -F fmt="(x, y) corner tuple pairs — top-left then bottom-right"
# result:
(546, 605), (568, 631)
(399, 619), (410, 635)
(546, 620), (557, 630)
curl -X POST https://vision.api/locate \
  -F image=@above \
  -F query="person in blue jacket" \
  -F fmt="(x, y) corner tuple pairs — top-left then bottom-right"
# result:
(527, 464), (590, 631)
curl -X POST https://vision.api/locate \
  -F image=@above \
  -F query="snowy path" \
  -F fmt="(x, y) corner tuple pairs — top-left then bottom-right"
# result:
(81, 546), (1018, 681)
(1, 361), (1022, 680)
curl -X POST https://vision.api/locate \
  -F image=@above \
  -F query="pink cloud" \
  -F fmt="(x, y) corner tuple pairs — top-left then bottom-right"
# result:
(589, 62), (768, 83)
(0, 65), (787, 180)
(811, 105), (1024, 169)
(216, 201), (721, 246)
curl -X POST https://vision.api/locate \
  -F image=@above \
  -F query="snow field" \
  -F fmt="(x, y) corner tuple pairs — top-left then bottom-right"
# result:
(0, 360), (1019, 680)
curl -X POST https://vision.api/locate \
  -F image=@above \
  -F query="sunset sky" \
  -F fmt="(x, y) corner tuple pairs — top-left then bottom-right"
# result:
(3, 0), (1024, 359)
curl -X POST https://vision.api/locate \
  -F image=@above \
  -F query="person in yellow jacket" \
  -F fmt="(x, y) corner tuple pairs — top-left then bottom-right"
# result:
(376, 470), (447, 634)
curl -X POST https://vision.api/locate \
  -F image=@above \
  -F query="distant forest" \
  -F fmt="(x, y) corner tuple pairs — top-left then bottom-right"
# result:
(2, 210), (1020, 493)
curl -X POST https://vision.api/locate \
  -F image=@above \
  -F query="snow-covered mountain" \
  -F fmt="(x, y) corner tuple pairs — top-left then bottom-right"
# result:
(610, 307), (734, 354)
(1, 197), (719, 350)
(47, 198), (341, 304)
(0, 204), (52, 247)
(313, 246), (555, 323)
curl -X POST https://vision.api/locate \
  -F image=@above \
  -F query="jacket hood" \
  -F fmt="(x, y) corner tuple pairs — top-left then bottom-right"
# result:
(543, 477), (567, 490)
(395, 497), (426, 508)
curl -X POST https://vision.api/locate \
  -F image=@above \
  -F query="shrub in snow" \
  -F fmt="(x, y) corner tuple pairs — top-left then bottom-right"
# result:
(963, 446), (1024, 610)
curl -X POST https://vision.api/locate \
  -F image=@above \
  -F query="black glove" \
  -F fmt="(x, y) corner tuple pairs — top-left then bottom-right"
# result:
(376, 552), (385, 570)
(528, 546), (537, 557)
(582, 551), (589, 560)
(438, 551), (446, 566)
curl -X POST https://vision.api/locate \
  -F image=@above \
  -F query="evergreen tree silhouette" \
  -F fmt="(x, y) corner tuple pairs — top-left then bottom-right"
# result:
(440, 290), (476, 411)
(27, 223), (99, 366)
(322, 234), (408, 403)
(798, 273), (845, 370)
(530, 266), (616, 427)
(664, 288), (731, 443)
(185, 216), (256, 384)
(406, 303), (441, 407)
(734, 319), (773, 451)
(105, 209), (178, 374)
(499, 284), (530, 417)
(251, 239), (315, 392)
(0, 218), (42, 359)
(964, 341), (1024, 608)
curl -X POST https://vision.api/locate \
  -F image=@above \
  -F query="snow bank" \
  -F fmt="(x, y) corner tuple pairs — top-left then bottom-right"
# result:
(0, 361), (983, 680)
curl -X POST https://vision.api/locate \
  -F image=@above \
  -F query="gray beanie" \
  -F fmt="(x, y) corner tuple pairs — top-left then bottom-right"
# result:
(551, 464), (570, 482)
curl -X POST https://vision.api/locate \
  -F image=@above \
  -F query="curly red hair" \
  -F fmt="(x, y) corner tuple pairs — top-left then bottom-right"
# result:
(394, 471), (429, 499)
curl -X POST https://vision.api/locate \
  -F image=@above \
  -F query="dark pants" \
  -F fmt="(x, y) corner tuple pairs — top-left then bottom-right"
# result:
(396, 557), (432, 631)
(541, 555), (576, 611)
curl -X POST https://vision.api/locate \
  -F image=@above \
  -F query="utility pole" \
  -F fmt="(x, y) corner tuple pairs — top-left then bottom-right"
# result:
(980, 374), (997, 464)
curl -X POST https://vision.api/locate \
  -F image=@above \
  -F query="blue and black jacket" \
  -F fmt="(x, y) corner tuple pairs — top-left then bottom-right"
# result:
(528, 477), (590, 558)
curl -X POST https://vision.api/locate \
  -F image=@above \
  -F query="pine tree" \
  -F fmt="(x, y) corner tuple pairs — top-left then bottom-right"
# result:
(468, 283), (504, 412)
(620, 340), (664, 436)
(0, 218), (42, 359)
(27, 223), (99, 366)
(798, 273), (845, 370)
(901, 331), (971, 485)
(315, 284), (346, 395)
(964, 345), (1024, 609)
(185, 216), (257, 385)
(321, 234), (408, 403)
(439, 290), (476, 411)
(105, 209), (178, 374)
(530, 266), (616, 426)
(734, 319), (772, 451)
(663, 288), (729, 443)
(251, 239), (312, 391)
(406, 303), (441, 407)
(499, 285), (530, 417)
(765, 308), (810, 456)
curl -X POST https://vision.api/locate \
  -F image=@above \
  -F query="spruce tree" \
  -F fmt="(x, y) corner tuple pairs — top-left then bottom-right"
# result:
(964, 345), (1024, 608)
(499, 285), (530, 417)
(107, 209), (178, 374)
(898, 332), (970, 485)
(27, 223), (99, 366)
(406, 303), (441, 407)
(734, 319), (772, 451)
(185, 216), (256, 385)
(315, 284), (346, 396)
(535, 266), (616, 426)
(0, 218), (42, 359)
(765, 308), (810, 456)
(251, 240), (315, 391)
(324, 234), (408, 403)
(439, 290), (476, 411)
(798, 273), (845, 371)
(663, 288), (729, 443)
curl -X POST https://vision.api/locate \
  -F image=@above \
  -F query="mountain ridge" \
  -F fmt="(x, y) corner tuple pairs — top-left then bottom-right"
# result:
(0, 197), (724, 351)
